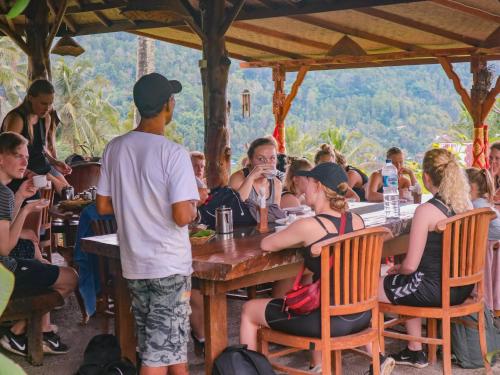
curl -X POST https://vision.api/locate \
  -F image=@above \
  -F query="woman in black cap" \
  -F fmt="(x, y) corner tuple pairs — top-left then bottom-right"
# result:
(240, 162), (394, 374)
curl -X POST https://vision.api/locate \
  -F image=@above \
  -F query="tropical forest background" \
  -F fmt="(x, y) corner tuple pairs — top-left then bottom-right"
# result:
(0, 33), (498, 173)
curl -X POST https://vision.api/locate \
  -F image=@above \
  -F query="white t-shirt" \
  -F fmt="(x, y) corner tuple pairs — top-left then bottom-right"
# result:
(97, 131), (199, 279)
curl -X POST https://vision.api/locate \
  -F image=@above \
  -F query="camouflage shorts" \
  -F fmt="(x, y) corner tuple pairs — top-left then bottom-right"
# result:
(127, 275), (191, 367)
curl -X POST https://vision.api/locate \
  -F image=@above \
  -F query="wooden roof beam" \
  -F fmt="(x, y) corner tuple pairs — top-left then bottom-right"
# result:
(66, 0), (128, 14)
(231, 22), (332, 50)
(0, 20), (29, 54)
(47, 0), (77, 33)
(94, 11), (113, 27)
(291, 14), (428, 52)
(430, 0), (500, 24)
(59, 19), (185, 36)
(225, 35), (308, 59)
(132, 30), (253, 61)
(282, 55), (500, 71)
(482, 27), (500, 49)
(239, 47), (480, 69)
(356, 8), (482, 46)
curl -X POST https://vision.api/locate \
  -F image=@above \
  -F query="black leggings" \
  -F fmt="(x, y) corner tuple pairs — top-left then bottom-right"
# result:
(265, 298), (371, 338)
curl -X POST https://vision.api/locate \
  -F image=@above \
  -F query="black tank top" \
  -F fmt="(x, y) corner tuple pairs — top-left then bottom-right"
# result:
(416, 195), (454, 278)
(302, 212), (354, 282)
(1, 107), (51, 174)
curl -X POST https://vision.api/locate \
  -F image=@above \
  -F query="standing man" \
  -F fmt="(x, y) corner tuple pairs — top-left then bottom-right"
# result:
(96, 73), (199, 375)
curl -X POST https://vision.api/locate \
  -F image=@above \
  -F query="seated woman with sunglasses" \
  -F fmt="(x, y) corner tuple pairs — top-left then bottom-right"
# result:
(229, 137), (282, 205)
(240, 162), (394, 374)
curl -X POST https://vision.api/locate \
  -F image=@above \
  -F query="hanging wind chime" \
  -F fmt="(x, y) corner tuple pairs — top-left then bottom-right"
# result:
(241, 89), (251, 118)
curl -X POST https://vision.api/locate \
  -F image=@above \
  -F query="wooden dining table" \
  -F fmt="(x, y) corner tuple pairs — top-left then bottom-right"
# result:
(81, 202), (418, 373)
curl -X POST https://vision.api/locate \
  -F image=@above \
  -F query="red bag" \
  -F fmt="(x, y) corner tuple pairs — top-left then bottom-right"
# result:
(283, 213), (346, 315)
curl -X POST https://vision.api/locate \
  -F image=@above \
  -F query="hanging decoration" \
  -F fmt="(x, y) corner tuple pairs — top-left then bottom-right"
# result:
(241, 89), (251, 118)
(51, 36), (85, 57)
(5, 0), (31, 19)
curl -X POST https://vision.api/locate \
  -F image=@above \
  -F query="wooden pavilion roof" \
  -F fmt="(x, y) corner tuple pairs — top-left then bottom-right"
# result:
(1, 0), (499, 71)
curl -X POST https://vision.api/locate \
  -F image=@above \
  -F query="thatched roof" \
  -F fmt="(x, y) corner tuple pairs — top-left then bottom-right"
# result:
(1, 0), (499, 70)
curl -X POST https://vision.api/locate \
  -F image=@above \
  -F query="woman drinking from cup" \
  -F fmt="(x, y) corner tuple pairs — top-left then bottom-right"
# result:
(229, 137), (282, 205)
(281, 157), (313, 209)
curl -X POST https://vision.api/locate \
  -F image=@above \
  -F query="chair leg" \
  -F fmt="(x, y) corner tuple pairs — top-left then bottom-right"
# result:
(247, 286), (257, 299)
(378, 312), (385, 354)
(27, 314), (43, 366)
(477, 308), (493, 375)
(427, 318), (438, 364)
(75, 289), (89, 325)
(257, 330), (268, 355)
(441, 316), (452, 375)
(329, 350), (340, 375)
(372, 337), (381, 375)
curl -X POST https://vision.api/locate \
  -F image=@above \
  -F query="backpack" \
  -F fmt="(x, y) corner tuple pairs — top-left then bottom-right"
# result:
(212, 345), (276, 375)
(451, 308), (500, 369)
(199, 187), (256, 229)
(75, 334), (136, 375)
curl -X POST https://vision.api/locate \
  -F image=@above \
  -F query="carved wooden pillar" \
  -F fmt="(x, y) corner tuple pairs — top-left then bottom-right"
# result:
(200, 0), (231, 188)
(272, 65), (286, 154)
(25, 1), (51, 81)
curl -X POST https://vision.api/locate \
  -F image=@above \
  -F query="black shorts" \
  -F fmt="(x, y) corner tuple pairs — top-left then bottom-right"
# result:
(383, 273), (473, 307)
(265, 298), (371, 338)
(13, 258), (60, 291)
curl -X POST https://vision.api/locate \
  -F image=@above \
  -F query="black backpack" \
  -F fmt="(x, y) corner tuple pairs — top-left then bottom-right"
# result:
(75, 334), (136, 375)
(212, 345), (276, 375)
(199, 187), (256, 229)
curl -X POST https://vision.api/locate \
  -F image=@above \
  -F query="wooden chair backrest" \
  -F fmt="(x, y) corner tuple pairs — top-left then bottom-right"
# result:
(66, 162), (101, 193)
(40, 187), (55, 225)
(310, 226), (391, 329)
(91, 218), (117, 236)
(436, 207), (495, 308)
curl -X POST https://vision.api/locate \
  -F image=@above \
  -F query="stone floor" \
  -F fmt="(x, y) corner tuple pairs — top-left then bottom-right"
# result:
(2, 292), (498, 375)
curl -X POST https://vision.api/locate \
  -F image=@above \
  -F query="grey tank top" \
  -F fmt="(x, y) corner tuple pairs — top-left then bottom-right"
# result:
(243, 167), (276, 205)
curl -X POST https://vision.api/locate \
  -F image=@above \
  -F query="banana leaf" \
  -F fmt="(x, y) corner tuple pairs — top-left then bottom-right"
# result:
(6, 0), (31, 19)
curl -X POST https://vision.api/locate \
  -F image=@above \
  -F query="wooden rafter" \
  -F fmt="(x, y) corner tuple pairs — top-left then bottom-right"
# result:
(66, 0), (128, 14)
(219, 0), (246, 36)
(482, 27), (500, 49)
(225, 35), (307, 59)
(0, 20), (29, 54)
(47, 0), (76, 34)
(482, 76), (500, 122)
(132, 30), (252, 61)
(356, 8), (481, 46)
(430, 0), (500, 24)
(438, 56), (472, 113)
(231, 22), (332, 50)
(94, 11), (113, 27)
(291, 14), (428, 52)
(176, 0), (205, 42)
(59, 19), (185, 36)
(239, 47), (480, 68)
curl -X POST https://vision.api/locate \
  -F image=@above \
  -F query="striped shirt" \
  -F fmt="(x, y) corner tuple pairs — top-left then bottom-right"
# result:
(0, 183), (17, 272)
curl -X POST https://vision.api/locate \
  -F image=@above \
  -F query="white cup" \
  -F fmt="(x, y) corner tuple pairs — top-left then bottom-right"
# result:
(32, 175), (48, 189)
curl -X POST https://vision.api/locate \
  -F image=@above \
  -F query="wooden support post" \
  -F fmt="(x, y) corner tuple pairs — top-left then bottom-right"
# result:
(24, 1), (52, 81)
(272, 65), (286, 154)
(200, 0), (235, 188)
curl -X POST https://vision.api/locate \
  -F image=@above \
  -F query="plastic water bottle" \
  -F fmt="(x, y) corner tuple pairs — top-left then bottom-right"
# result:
(382, 159), (400, 219)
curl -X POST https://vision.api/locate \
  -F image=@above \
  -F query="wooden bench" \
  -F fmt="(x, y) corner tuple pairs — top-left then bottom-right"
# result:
(0, 289), (64, 365)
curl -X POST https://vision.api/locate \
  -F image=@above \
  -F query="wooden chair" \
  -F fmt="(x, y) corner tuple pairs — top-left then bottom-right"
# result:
(0, 289), (64, 365)
(379, 207), (495, 375)
(39, 186), (55, 262)
(258, 226), (391, 375)
(91, 218), (117, 332)
(65, 162), (101, 193)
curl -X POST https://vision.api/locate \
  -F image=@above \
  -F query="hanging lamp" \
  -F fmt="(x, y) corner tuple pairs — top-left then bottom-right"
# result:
(51, 36), (85, 57)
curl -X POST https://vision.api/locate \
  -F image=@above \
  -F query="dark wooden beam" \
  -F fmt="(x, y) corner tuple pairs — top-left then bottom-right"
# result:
(219, 0), (246, 36)
(430, 0), (500, 24)
(356, 8), (482, 46)
(66, 0), (128, 14)
(47, 0), (76, 33)
(94, 11), (113, 27)
(132, 30), (252, 61)
(225, 35), (307, 58)
(59, 20), (185, 36)
(482, 27), (500, 49)
(231, 22), (332, 50)
(0, 20), (29, 54)
(291, 14), (428, 52)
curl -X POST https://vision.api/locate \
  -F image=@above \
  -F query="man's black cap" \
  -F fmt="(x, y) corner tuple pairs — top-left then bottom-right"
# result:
(295, 162), (348, 193)
(133, 72), (182, 114)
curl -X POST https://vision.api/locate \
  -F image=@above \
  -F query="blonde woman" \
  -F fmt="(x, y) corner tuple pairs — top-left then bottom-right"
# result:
(280, 157), (313, 209)
(380, 148), (473, 368)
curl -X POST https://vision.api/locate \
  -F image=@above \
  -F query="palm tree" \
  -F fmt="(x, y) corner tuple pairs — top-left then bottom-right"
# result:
(285, 124), (315, 160)
(0, 37), (26, 118)
(52, 58), (120, 158)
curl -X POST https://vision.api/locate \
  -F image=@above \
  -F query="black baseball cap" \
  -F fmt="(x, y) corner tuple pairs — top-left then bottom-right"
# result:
(295, 162), (348, 194)
(133, 73), (182, 115)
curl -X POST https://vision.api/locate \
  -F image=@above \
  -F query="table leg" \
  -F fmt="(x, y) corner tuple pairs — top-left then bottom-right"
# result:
(112, 261), (137, 364)
(204, 293), (227, 374)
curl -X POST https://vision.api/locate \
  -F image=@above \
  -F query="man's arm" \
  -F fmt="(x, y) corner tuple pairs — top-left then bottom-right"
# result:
(96, 194), (114, 215)
(172, 200), (197, 227)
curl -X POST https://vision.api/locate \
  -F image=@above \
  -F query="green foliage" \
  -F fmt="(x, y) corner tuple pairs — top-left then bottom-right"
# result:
(0, 264), (26, 375)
